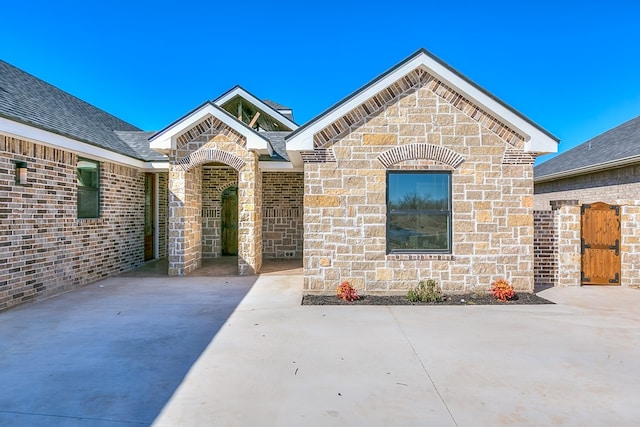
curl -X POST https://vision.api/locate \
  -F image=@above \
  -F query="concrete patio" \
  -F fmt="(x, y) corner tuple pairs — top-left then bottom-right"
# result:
(1, 262), (639, 426)
(154, 282), (640, 427)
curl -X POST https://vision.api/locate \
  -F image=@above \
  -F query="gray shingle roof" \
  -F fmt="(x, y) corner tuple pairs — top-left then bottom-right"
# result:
(535, 115), (640, 179)
(260, 131), (291, 161)
(114, 131), (167, 161)
(0, 60), (160, 161)
(262, 99), (294, 122)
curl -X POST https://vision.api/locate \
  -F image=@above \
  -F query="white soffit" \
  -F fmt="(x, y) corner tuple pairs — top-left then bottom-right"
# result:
(286, 50), (558, 154)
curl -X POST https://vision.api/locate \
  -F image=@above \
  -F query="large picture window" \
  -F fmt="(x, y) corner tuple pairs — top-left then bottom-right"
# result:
(77, 158), (100, 218)
(387, 171), (451, 253)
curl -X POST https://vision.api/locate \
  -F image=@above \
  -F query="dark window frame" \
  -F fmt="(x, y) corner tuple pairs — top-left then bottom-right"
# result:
(386, 171), (452, 254)
(77, 157), (100, 219)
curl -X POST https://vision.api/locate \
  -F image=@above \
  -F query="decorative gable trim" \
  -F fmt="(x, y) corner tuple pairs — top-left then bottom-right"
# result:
(313, 70), (426, 148)
(177, 148), (246, 172)
(287, 49), (558, 164)
(377, 143), (465, 169)
(428, 79), (524, 147)
(311, 68), (526, 150)
(176, 116), (245, 149)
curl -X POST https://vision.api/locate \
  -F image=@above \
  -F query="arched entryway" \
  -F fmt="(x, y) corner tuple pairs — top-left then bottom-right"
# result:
(221, 186), (238, 256)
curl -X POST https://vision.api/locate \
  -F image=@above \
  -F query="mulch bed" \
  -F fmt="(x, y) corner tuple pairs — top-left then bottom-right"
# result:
(302, 293), (553, 306)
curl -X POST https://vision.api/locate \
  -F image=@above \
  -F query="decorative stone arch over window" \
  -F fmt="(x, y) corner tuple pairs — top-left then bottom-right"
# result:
(177, 148), (246, 172)
(377, 143), (465, 169)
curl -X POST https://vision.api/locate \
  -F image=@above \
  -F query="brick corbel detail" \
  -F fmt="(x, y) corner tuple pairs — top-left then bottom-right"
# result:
(502, 148), (536, 165)
(300, 149), (336, 163)
(377, 143), (465, 169)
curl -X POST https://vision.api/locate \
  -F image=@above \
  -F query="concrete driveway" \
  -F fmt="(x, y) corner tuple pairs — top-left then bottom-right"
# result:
(153, 280), (640, 427)
(2, 270), (639, 427)
(0, 273), (256, 426)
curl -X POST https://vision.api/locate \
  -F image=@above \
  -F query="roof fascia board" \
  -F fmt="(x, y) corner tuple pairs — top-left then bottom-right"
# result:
(1, 116), (145, 168)
(535, 155), (640, 183)
(141, 161), (169, 171)
(287, 49), (558, 154)
(214, 86), (299, 130)
(149, 102), (272, 154)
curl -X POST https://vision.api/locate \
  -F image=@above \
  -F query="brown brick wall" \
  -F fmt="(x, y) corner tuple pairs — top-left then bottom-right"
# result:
(0, 135), (145, 311)
(533, 210), (556, 289)
(158, 172), (168, 258)
(262, 172), (303, 259)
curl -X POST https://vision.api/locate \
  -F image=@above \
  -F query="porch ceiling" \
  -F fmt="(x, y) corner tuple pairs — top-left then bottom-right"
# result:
(219, 96), (293, 132)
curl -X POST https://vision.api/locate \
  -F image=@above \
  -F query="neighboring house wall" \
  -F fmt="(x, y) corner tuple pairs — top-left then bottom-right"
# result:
(534, 167), (640, 288)
(534, 165), (640, 210)
(0, 134), (145, 311)
(303, 83), (535, 293)
(262, 171), (304, 259)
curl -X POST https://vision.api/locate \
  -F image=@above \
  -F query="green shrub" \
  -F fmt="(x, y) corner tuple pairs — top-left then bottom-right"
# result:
(407, 279), (444, 303)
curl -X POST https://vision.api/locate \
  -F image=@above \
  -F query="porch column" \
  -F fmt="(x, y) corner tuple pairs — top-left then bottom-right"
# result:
(168, 164), (202, 275)
(621, 202), (640, 287)
(552, 200), (581, 287)
(237, 153), (262, 275)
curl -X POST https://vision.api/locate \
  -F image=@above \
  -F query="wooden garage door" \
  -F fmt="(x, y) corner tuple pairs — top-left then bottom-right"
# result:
(581, 202), (620, 285)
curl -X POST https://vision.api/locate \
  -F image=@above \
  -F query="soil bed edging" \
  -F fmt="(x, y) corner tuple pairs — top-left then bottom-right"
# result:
(302, 293), (554, 306)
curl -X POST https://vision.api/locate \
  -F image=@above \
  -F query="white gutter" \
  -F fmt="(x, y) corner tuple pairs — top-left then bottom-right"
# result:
(1, 116), (168, 170)
(1, 117), (145, 167)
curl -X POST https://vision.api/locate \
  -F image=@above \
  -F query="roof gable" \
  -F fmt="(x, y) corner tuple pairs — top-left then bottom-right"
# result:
(535, 114), (640, 181)
(149, 101), (273, 155)
(286, 49), (558, 162)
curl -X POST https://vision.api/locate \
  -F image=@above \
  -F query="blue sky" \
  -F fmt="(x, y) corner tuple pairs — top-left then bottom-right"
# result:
(2, 0), (639, 164)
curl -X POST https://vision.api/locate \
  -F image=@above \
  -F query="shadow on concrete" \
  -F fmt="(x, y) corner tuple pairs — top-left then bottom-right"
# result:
(0, 271), (258, 426)
(120, 257), (303, 278)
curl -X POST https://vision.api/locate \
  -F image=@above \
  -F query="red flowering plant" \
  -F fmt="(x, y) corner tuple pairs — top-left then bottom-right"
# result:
(336, 281), (360, 302)
(490, 278), (516, 302)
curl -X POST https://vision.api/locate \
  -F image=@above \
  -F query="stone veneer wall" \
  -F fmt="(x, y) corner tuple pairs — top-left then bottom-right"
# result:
(620, 203), (640, 287)
(303, 84), (535, 294)
(0, 135), (145, 311)
(262, 172), (303, 259)
(201, 166), (237, 258)
(168, 166), (202, 275)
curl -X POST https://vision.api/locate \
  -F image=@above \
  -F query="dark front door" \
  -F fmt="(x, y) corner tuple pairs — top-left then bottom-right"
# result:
(581, 202), (620, 285)
(221, 186), (238, 256)
(144, 173), (155, 261)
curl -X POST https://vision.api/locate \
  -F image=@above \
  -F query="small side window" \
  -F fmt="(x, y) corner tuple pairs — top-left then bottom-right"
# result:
(77, 158), (100, 218)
